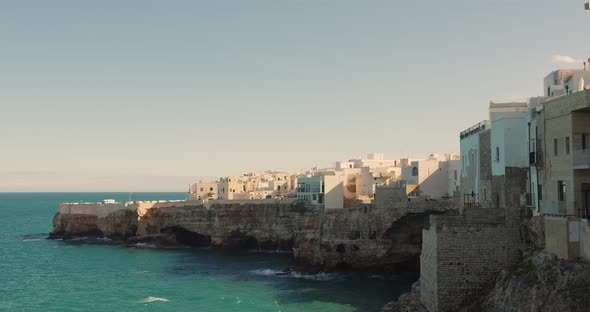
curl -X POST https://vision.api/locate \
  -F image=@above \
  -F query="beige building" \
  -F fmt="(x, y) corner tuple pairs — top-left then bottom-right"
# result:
(540, 88), (590, 261)
(542, 89), (590, 217)
(218, 176), (248, 200)
(189, 180), (219, 201)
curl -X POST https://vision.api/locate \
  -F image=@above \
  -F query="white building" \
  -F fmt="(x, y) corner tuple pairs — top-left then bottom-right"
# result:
(402, 154), (461, 199)
(296, 175), (344, 209)
(544, 66), (590, 97)
(490, 101), (529, 177)
(460, 120), (492, 208)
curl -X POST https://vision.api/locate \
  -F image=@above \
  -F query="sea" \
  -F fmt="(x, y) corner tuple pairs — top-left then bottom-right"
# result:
(0, 192), (415, 312)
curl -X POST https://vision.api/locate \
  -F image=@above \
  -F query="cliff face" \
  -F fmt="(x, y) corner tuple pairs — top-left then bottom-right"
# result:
(51, 209), (138, 240)
(50, 199), (455, 272)
(472, 252), (590, 312)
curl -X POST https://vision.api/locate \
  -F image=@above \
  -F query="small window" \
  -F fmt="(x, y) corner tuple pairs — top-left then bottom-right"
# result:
(312, 194), (317, 201)
(566, 137), (570, 155)
(558, 181), (566, 202)
(554, 138), (558, 156)
(454, 170), (457, 181)
(200, 187), (204, 192)
(483, 188), (487, 201)
(583, 133), (589, 150)
(412, 167), (418, 176)
(495, 147), (500, 162)
(538, 184), (543, 200)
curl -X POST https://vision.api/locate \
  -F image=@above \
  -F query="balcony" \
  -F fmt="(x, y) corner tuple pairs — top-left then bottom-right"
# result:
(540, 200), (568, 216)
(529, 149), (544, 166)
(573, 149), (590, 169)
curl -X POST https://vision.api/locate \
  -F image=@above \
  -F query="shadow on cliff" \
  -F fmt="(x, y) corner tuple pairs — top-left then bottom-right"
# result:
(161, 226), (211, 246)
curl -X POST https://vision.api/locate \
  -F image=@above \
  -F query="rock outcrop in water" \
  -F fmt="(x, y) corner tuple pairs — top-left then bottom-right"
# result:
(50, 198), (455, 272)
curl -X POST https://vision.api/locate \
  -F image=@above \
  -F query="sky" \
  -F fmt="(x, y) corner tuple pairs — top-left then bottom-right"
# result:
(1, 0), (589, 192)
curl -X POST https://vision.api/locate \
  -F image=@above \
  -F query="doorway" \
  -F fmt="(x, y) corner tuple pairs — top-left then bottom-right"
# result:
(582, 183), (590, 219)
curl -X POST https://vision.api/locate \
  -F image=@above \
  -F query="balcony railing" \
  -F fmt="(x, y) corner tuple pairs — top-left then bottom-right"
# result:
(573, 149), (590, 169)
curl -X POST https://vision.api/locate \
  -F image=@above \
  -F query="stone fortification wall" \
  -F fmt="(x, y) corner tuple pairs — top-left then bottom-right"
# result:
(59, 203), (132, 218)
(420, 209), (511, 312)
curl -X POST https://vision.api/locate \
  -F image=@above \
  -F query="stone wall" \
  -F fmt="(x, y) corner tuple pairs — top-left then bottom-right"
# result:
(420, 209), (513, 312)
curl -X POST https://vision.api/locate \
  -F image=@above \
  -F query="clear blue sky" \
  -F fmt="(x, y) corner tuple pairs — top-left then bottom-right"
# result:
(1, 0), (589, 191)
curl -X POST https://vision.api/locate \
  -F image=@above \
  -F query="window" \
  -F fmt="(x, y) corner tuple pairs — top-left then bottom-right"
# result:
(209, 187), (213, 191)
(554, 138), (558, 156)
(558, 180), (566, 202)
(583, 133), (589, 150)
(312, 194), (317, 201)
(200, 187), (204, 192)
(547, 86), (550, 96)
(412, 167), (418, 176)
(454, 170), (457, 181)
(538, 184), (542, 200)
(318, 194), (324, 204)
(566, 137), (570, 155)
(496, 147), (500, 162)
(483, 188), (487, 201)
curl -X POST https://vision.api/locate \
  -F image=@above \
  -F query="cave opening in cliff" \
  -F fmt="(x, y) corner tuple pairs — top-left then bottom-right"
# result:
(161, 226), (211, 246)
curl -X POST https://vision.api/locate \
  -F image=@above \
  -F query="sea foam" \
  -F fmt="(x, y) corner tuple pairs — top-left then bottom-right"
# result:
(250, 269), (336, 281)
(140, 296), (170, 303)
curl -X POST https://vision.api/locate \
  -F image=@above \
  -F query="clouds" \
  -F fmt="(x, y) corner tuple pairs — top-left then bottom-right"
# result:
(552, 54), (580, 64)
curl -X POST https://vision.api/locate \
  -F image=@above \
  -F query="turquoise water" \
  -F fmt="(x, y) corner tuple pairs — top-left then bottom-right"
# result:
(0, 193), (414, 311)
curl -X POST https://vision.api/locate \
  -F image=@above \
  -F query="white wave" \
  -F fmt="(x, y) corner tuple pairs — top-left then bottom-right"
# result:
(140, 296), (170, 303)
(133, 243), (157, 249)
(251, 269), (279, 276)
(250, 269), (336, 281)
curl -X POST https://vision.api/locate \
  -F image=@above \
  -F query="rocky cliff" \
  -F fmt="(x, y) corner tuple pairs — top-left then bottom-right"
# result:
(50, 199), (455, 273)
(471, 251), (590, 312)
(382, 251), (590, 312)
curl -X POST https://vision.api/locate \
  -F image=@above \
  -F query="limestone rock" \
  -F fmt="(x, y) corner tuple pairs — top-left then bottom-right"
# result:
(472, 251), (590, 312)
(49, 199), (456, 274)
(382, 281), (427, 312)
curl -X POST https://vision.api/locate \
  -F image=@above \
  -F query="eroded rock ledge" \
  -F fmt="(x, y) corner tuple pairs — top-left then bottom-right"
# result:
(49, 199), (455, 273)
